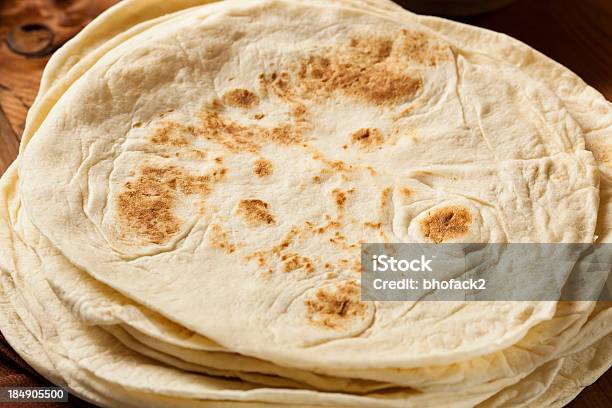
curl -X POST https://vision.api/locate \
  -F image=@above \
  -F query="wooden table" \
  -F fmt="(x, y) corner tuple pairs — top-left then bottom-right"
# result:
(0, 1), (610, 407)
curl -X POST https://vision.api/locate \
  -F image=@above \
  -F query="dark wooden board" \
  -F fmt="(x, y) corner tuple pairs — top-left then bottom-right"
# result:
(0, 1), (610, 407)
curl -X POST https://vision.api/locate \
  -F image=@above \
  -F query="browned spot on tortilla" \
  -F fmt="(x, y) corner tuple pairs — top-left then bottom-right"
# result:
(305, 147), (357, 175)
(282, 252), (314, 273)
(364, 221), (382, 229)
(246, 226), (304, 275)
(117, 166), (225, 245)
(256, 29), (451, 110)
(328, 230), (348, 247)
(260, 71), (293, 97)
(379, 187), (392, 213)
(290, 103), (309, 123)
(198, 111), (303, 152)
(150, 121), (193, 147)
(253, 158), (273, 177)
(351, 128), (383, 149)
(305, 280), (367, 329)
(271, 226), (301, 254)
(421, 206), (472, 243)
(268, 124), (299, 145)
(401, 187), (412, 197)
(332, 189), (347, 211)
(237, 199), (276, 226)
(198, 110), (259, 152)
(245, 250), (266, 266)
(296, 36), (422, 105)
(254, 113), (265, 120)
(330, 160), (352, 172)
(210, 98), (223, 110)
(222, 88), (259, 109)
(209, 224), (236, 253)
(315, 219), (341, 235)
(398, 29), (449, 67)
(117, 169), (179, 245)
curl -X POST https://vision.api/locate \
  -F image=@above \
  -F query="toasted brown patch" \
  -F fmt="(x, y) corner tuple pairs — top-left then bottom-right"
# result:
(237, 199), (276, 226)
(198, 110), (303, 152)
(305, 147), (357, 175)
(297, 36), (422, 105)
(398, 29), (449, 67)
(351, 128), (383, 149)
(271, 226), (300, 254)
(254, 113), (265, 120)
(210, 224), (236, 253)
(364, 221), (382, 229)
(198, 110), (259, 152)
(400, 187), (412, 197)
(256, 30), (450, 110)
(290, 103), (309, 123)
(117, 166), (224, 245)
(253, 158), (273, 177)
(379, 187), (392, 213)
(329, 230), (351, 248)
(222, 88), (259, 109)
(150, 121), (193, 147)
(305, 280), (367, 329)
(332, 189), (347, 211)
(281, 252), (314, 273)
(421, 206), (472, 243)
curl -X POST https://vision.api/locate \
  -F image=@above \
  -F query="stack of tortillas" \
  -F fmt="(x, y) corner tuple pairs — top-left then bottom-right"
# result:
(0, 0), (610, 407)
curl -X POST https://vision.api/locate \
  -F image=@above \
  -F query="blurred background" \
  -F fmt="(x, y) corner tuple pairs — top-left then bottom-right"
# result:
(0, 1), (610, 407)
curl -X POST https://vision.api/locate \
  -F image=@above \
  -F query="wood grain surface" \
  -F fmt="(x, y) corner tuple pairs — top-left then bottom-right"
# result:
(0, 0), (610, 407)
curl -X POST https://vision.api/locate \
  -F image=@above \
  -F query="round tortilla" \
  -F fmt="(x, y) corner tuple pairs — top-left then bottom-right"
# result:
(17, 0), (595, 372)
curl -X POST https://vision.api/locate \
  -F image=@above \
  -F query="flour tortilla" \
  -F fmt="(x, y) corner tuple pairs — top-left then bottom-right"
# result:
(18, 0), (595, 373)
(13, 0), (609, 365)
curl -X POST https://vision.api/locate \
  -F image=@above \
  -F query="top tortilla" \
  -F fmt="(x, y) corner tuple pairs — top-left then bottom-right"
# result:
(16, 0), (599, 371)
